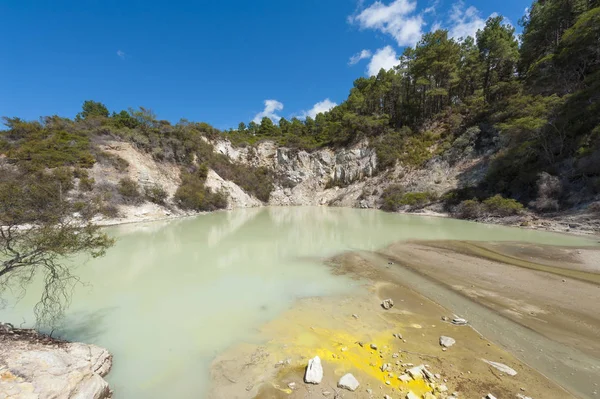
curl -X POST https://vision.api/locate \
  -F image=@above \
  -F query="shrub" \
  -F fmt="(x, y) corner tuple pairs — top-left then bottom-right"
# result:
(454, 199), (483, 219)
(482, 195), (524, 216)
(399, 192), (438, 207)
(174, 169), (228, 211)
(117, 178), (143, 204)
(587, 202), (600, 214)
(381, 186), (437, 211)
(96, 151), (129, 172)
(145, 183), (168, 204)
(529, 172), (562, 212)
(100, 203), (120, 218)
(79, 175), (95, 192)
(381, 185), (405, 211)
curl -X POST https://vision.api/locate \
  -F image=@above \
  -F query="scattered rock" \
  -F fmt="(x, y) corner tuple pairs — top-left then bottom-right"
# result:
(288, 382), (296, 389)
(385, 380), (391, 385)
(381, 298), (394, 309)
(370, 343), (378, 350)
(439, 336), (456, 348)
(398, 374), (411, 382)
(422, 367), (436, 381)
(322, 391), (331, 396)
(366, 388), (373, 394)
(381, 363), (392, 372)
(482, 359), (518, 376)
(338, 373), (360, 391)
(407, 365), (425, 380)
(486, 394), (497, 399)
(385, 395), (391, 399)
(352, 314), (359, 319)
(517, 395), (533, 399)
(393, 332), (403, 339)
(305, 356), (324, 384)
(424, 393), (437, 399)
(441, 316), (449, 321)
(451, 317), (468, 326)
(406, 391), (420, 399)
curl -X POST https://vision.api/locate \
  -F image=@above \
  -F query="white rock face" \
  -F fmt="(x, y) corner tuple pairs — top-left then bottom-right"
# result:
(439, 336), (456, 348)
(338, 373), (360, 391)
(204, 169), (263, 209)
(0, 335), (112, 399)
(482, 359), (518, 376)
(304, 356), (323, 384)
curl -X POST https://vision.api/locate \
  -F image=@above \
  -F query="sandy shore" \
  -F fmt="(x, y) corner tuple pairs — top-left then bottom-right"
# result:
(208, 240), (600, 398)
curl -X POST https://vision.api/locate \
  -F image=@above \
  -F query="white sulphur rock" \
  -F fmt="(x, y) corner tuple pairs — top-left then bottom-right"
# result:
(338, 373), (360, 391)
(482, 359), (517, 376)
(304, 356), (323, 384)
(439, 336), (456, 348)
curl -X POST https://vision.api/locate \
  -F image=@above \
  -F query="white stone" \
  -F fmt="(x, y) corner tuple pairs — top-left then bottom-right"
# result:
(452, 317), (468, 325)
(440, 336), (456, 348)
(338, 373), (360, 391)
(381, 298), (394, 309)
(486, 394), (497, 399)
(406, 391), (420, 399)
(304, 356), (324, 384)
(398, 374), (411, 382)
(407, 365), (425, 380)
(482, 359), (518, 376)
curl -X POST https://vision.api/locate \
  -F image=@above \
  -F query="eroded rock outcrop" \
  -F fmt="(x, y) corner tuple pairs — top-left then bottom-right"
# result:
(0, 330), (112, 399)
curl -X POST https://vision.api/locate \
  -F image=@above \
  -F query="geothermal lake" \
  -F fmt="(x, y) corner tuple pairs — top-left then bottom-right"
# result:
(1, 207), (596, 398)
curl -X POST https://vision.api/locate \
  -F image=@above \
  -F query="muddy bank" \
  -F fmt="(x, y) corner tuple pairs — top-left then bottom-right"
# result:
(209, 246), (585, 399)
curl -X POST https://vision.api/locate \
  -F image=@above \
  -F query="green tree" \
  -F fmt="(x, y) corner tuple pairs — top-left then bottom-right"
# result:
(76, 100), (109, 120)
(476, 16), (519, 102)
(0, 168), (114, 327)
(237, 122), (247, 133)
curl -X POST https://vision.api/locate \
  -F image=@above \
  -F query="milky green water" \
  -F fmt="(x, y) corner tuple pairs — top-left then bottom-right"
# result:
(0, 207), (596, 398)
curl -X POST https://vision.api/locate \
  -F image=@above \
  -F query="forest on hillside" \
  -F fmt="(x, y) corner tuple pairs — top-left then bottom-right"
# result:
(1, 0), (599, 216)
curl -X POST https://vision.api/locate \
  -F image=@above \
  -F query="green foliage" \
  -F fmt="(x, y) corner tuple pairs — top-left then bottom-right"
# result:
(174, 168), (227, 211)
(381, 185), (437, 211)
(454, 199), (483, 219)
(95, 151), (130, 172)
(117, 178), (143, 204)
(144, 184), (168, 204)
(0, 167), (114, 327)
(483, 194), (524, 216)
(1, 118), (95, 170)
(76, 100), (109, 120)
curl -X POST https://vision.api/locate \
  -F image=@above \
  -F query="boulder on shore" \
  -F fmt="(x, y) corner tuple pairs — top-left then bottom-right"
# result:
(0, 329), (112, 399)
(304, 356), (323, 384)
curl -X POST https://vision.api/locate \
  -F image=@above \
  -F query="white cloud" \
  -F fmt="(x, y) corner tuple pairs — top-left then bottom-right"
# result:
(349, 49), (372, 65)
(300, 99), (338, 119)
(447, 1), (490, 40)
(349, 0), (424, 47)
(252, 99), (283, 124)
(423, 0), (440, 15)
(116, 50), (126, 59)
(367, 46), (400, 76)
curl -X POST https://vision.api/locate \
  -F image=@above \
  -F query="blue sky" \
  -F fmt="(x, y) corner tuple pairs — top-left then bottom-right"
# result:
(1, 0), (527, 129)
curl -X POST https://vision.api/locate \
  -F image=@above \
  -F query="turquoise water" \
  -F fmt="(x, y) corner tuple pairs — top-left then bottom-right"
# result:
(0, 207), (595, 398)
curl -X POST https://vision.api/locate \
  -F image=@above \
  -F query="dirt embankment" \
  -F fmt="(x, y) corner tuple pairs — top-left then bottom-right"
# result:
(208, 242), (598, 399)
